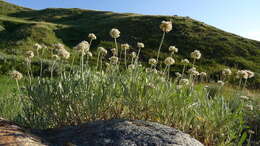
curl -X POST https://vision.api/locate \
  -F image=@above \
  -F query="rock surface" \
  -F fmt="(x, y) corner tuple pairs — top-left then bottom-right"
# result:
(0, 118), (203, 146)
(0, 118), (47, 146)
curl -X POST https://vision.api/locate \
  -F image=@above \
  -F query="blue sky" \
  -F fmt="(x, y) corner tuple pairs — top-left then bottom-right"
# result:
(5, 0), (260, 41)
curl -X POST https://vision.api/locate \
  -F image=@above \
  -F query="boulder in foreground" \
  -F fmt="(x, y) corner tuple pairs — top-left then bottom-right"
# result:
(0, 118), (203, 146)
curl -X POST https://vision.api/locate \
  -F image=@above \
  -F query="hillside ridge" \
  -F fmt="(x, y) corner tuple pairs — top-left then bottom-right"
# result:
(0, 1), (260, 87)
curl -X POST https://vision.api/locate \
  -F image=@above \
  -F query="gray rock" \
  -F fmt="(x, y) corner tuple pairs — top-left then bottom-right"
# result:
(39, 119), (203, 146)
(0, 118), (203, 146)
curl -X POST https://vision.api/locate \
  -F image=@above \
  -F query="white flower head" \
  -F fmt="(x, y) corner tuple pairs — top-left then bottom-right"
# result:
(137, 42), (144, 48)
(199, 72), (207, 77)
(111, 48), (117, 56)
(86, 51), (93, 57)
(191, 50), (201, 60)
(121, 43), (130, 50)
(222, 68), (232, 76)
(148, 58), (157, 66)
(25, 51), (34, 59)
(110, 28), (120, 39)
(188, 67), (199, 76)
(34, 43), (42, 51)
(54, 43), (65, 50)
(237, 70), (248, 79)
(217, 80), (225, 86)
(10, 70), (23, 80)
(98, 47), (107, 55)
(181, 59), (190, 64)
(175, 72), (182, 77)
(109, 56), (119, 64)
(128, 64), (135, 70)
(74, 40), (90, 54)
(130, 52), (137, 59)
(58, 49), (70, 59)
(160, 20), (173, 33)
(240, 96), (249, 100)
(88, 33), (97, 40)
(169, 46), (178, 53)
(52, 55), (60, 60)
(245, 70), (254, 78)
(179, 79), (189, 86)
(164, 57), (175, 65)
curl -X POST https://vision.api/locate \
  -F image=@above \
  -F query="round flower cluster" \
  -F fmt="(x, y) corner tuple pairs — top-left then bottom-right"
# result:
(222, 68), (232, 76)
(128, 64), (135, 70)
(88, 33), (97, 40)
(148, 58), (157, 66)
(109, 56), (119, 64)
(130, 52), (137, 59)
(52, 55), (60, 60)
(169, 46), (178, 53)
(181, 59), (190, 64)
(188, 67), (199, 76)
(164, 57), (175, 65)
(98, 47), (108, 55)
(191, 50), (201, 60)
(86, 51), (93, 57)
(57, 48), (70, 59)
(54, 43), (65, 50)
(34, 43), (42, 51)
(160, 21), (173, 33)
(74, 40), (90, 54)
(175, 72), (182, 78)
(217, 80), (225, 86)
(179, 78), (189, 86)
(121, 43), (130, 50)
(25, 51), (34, 59)
(137, 42), (144, 48)
(145, 68), (158, 74)
(110, 28), (120, 39)
(111, 48), (117, 56)
(199, 72), (207, 77)
(10, 70), (23, 80)
(240, 96), (249, 100)
(236, 70), (254, 79)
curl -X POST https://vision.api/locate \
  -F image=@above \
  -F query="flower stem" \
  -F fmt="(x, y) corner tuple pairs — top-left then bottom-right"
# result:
(124, 49), (127, 68)
(156, 32), (166, 61)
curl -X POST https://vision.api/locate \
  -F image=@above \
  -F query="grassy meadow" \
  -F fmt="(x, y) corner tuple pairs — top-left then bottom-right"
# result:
(0, 20), (259, 146)
(0, 1), (260, 145)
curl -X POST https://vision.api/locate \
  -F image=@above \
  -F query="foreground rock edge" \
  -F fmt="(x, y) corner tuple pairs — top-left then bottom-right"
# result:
(0, 118), (203, 146)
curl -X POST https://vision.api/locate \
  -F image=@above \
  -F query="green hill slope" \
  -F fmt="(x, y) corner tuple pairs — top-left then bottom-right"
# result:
(0, 1), (260, 88)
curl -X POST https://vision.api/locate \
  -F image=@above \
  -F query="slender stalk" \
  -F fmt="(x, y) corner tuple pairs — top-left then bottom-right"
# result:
(100, 55), (103, 71)
(51, 60), (56, 80)
(192, 58), (196, 67)
(124, 49), (127, 68)
(96, 52), (100, 69)
(89, 39), (93, 48)
(136, 47), (141, 64)
(238, 78), (242, 89)
(242, 78), (248, 91)
(15, 79), (21, 93)
(81, 53), (84, 78)
(181, 65), (186, 77)
(156, 32), (166, 61)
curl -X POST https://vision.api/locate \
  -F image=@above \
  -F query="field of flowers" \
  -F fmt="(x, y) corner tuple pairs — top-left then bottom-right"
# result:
(0, 20), (259, 145)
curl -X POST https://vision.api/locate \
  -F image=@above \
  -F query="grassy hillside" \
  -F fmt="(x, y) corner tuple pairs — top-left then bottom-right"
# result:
(0, 0), (260, 88)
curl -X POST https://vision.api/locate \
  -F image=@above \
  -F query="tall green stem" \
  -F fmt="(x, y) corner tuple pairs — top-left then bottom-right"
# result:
(81, 53), (84, 78)
(156, 32), (166, 61)
(124, 49), (127, 68)
(96, 52), (100, 70)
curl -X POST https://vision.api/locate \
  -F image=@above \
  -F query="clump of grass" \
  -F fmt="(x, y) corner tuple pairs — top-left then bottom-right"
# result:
(1, 20), (259, 145)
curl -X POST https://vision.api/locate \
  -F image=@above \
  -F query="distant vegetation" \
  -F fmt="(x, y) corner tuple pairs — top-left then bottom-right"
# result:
(0, 0), (260, 88)
(0, 1), (260, 145)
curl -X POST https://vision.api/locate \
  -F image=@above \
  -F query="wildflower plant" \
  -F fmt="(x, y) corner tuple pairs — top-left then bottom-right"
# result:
(1, 19), (259, 146)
